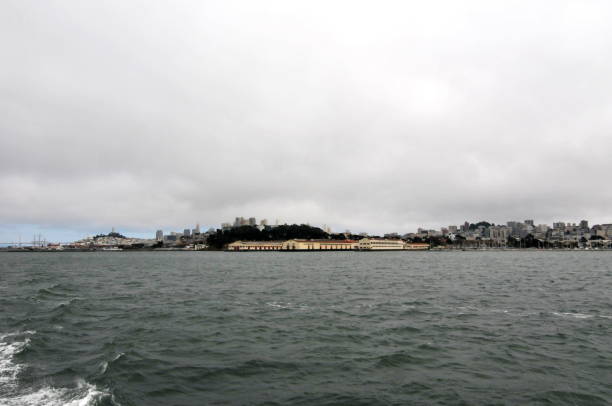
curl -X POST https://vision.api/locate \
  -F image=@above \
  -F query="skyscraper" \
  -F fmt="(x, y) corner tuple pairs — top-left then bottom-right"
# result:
(156, 230), (163, 241)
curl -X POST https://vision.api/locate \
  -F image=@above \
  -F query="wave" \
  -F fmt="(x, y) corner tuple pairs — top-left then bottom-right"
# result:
(265, 301), (309, 311)
(99, 353), (125, 375)
(51, 298), (81, 310)
(374, 351), (432, 367)
(0, 331), (37, 340)
(2, 380), (117, 406)
(37, 285), (69, 298)
(551, 311), (612, 320)
(285, 392), (389, 405)
(551, 312), (594, 319)
(156, 359), (301, 382)
(383, 325), (421, 334)
(3, 380), (115, 406)
(0, 332), (31, 387)
(0, 331), (119, 406)
(529, 390), (609, 405)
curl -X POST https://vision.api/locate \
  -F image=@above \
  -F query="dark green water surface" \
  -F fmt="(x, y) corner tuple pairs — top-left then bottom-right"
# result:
(1, 251), (611, 405)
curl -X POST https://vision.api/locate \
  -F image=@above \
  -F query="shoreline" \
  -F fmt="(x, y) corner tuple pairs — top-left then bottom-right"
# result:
(1, 248), (611, 253)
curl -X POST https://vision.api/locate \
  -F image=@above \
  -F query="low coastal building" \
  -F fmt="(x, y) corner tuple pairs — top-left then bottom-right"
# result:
(282, 239), (358, 250)
(227, 241), (285, 251)
(404, 242), (430, 250)
(358, 238), (405, 250)
(226, 239), (429, 251)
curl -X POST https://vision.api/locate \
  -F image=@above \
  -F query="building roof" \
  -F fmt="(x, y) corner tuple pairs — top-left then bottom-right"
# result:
(289, 239), (357, 243)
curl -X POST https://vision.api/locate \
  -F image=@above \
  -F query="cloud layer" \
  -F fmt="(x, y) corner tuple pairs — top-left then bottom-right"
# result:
(1, 1), (611, 237)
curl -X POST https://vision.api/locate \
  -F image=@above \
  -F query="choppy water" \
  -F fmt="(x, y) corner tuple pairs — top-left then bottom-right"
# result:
(1, 251), (611, 405)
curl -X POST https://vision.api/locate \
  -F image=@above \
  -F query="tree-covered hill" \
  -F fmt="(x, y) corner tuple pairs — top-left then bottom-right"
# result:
(93, 231), (127, 240)
(206, 224), (329, 249)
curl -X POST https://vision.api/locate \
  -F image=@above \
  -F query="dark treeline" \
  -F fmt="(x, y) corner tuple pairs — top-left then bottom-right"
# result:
(206, 224), (599, 250)
(469, 221), (492, 230)
(206, 224), (330, 249)
(93, 232), (126, 240)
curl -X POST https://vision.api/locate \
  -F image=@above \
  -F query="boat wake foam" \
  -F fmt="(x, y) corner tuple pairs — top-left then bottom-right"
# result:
(2, 380), (114, 406)
(0, 331), (119, 406)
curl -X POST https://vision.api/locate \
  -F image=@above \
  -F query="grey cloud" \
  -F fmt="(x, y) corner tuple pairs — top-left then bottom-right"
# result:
(1, 0), (611, 236)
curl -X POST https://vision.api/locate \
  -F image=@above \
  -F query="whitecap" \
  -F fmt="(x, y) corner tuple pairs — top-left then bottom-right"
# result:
(266, 301), (310, 311)
(64, 380), (116, 406)
(0, 334), (31, 385)
(266, 301), (292, 309)
(265, 301), (309, 311)
(100, 353), (125, 374)
(0, 331), (36, 340)
(2, 386), (69, 406)
(1, 331), (119, 406)
(2, 381), (117, 406)
(552, 312), (594, 319)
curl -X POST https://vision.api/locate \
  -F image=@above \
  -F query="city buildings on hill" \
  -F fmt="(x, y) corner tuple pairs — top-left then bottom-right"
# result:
(218, 217), (612, 249)
(222, 217), (274, 231)
(8, 217), (610, 252)
(408, 219), (612, 248)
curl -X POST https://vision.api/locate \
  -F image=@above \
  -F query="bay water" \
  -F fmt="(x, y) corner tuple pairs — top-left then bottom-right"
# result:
(1, 251), (611, 405)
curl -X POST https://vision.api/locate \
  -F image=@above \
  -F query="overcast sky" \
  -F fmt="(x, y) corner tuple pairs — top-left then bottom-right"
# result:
(1, 1), (611, 241)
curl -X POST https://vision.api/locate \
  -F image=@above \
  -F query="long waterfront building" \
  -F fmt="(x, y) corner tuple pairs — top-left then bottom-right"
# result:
(227, 239), (430, 251)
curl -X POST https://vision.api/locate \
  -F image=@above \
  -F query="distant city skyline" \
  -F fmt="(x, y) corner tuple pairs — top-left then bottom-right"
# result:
(2, 216), (611, 245)
(2, 2), (612, 244)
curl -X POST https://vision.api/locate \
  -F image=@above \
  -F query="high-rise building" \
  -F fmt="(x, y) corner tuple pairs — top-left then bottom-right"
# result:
(490, 226), (511, 242)
(183, 229), (191, 237)
(579, 220), (589, 230)
(506, 221), (523, 237)
(194, 223), (200, 234)
(553, 222), (565, 230)
(524, 220), (534, 226)
(156, 230), (163, 241)
(248, 217), (257, 226)
(260, 219), (268, 226)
